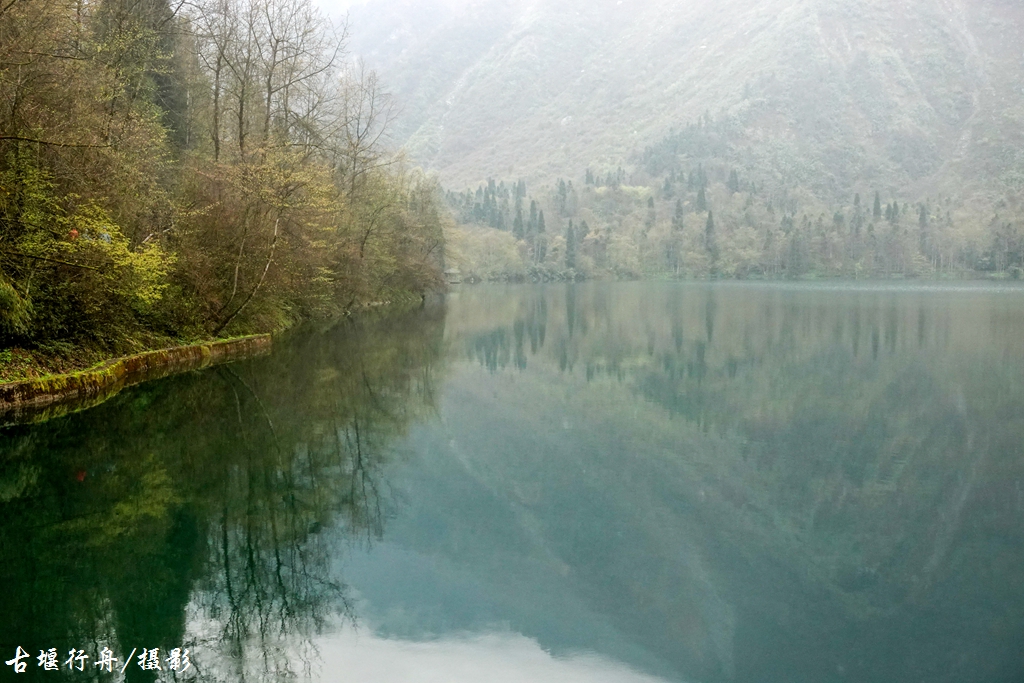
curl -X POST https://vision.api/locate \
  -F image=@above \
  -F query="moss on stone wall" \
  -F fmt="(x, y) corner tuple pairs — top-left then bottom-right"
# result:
(0, 335), (272, 426)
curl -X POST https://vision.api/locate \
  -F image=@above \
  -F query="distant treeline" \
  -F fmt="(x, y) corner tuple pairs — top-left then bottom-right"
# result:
(0, 0), (445, 359)
(447, 115), (1023, 282)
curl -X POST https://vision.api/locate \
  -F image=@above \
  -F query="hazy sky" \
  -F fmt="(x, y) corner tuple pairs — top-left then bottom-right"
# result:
(312, 0), (482, 22)
(310, 0), (359, 20)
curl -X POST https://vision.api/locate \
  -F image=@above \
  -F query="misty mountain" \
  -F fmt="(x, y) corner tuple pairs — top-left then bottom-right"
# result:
(346, 0), (1024, 204)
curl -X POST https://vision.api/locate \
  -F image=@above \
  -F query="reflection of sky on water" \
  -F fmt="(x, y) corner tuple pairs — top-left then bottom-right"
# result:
(321, 362), (735, 683)
(316, 630), (674, 683)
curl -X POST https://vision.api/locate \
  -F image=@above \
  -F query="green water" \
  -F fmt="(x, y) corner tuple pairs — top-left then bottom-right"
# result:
(3, 282), (1024, 683)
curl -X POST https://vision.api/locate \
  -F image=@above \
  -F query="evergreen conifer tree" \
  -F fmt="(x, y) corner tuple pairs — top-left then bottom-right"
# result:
(672, 199), (684, 232)
(513, 208), (524, 239)
(645, 195), (656, 228)
(705, 210), (719, 268)
(565, 220), (577, 270)
(919, 205), (930, 252)
(536, 210), (547, 261)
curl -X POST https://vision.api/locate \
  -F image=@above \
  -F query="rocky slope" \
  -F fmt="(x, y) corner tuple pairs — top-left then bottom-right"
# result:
(347, 0), (1024, 204)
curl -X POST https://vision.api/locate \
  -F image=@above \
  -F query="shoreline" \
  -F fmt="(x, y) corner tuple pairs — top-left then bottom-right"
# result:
(0, 335), (272, 427)
(452, 271), (1023, 285)
(0, 297), (410, 427)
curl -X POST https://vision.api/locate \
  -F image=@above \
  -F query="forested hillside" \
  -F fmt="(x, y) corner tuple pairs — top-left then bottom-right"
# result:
(347, 0), (1024, 281)
(0, 0), (446, 376)
(443, 144), (1022, 281)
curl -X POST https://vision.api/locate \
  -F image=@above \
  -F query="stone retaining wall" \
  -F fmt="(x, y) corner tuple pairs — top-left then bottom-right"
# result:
(0, 335), (272, 426)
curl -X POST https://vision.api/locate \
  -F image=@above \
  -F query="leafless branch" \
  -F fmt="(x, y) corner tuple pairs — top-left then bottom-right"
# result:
(0, 135), (108, 148)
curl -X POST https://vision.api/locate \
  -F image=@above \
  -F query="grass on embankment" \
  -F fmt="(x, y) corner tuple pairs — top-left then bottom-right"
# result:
(0, 295), (418, 385)
(2, 345), (135, 384)
(0, 332), (196, 384)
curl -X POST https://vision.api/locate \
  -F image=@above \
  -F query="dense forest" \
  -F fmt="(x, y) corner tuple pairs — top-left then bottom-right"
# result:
(0, 0), (446, 376)
(446, 116), (1024, 282)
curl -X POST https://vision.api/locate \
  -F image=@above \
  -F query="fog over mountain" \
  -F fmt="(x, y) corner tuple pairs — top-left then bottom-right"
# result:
(345, 0), (1024, 203)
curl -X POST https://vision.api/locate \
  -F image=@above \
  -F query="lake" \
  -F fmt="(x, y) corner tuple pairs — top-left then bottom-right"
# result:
(2, 281), (1024, 683)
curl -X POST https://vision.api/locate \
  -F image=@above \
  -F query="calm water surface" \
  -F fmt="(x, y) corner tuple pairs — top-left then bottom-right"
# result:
(3, 282), (1024, 683)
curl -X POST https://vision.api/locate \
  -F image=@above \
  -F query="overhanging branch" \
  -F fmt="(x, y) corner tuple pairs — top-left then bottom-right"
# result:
(1, 250), (102, 270)
(0, 135), (109, 149)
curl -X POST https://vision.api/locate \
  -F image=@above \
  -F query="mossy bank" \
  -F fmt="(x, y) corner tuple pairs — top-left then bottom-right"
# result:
(0, 335), (272, 426)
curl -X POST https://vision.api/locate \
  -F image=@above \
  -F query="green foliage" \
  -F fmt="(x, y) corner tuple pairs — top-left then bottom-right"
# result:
(451, 166), (1024, 281)
(67, 203), (173, 308)
(0, 275), (31, 335)
(0, 0), (446, 358)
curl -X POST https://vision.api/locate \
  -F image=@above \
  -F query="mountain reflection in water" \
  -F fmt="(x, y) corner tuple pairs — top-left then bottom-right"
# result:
(2, 282), (1024, 683)
(313, 631), (669, 683)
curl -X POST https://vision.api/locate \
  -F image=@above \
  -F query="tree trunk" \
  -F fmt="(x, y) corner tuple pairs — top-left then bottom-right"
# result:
(213, 217), (279, 335)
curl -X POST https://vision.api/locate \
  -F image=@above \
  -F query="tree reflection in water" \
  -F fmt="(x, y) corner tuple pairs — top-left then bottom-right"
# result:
(0, 303), (446, 682)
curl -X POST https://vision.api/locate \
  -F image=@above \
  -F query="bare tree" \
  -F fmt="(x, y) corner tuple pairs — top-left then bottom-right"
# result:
(331, 59), (399, 202)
